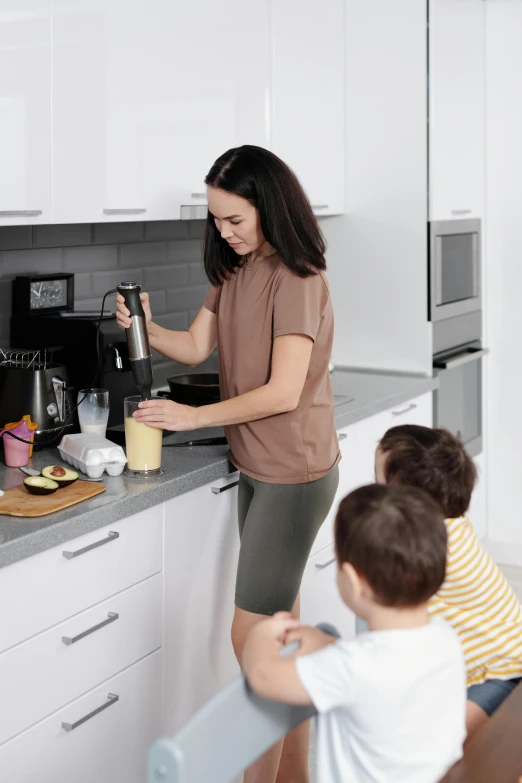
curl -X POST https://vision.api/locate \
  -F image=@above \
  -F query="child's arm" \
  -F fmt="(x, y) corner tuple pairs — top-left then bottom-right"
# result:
(242, 613), (336, 705)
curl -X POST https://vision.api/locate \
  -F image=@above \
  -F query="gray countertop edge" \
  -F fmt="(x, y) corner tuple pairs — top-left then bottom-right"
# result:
(0, 371), (438, 569)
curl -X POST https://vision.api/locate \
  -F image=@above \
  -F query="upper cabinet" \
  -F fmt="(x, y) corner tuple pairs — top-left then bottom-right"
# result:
(270, 0), (345, 216)
(0, 0), (345, 225)
(429, 0), (485, 221)
(52, 1), (148, 224)
(141, 0), (270, 221)
(0, 1), (52, 225)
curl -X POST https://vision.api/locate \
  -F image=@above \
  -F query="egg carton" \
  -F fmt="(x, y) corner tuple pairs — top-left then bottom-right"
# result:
(58, 433), (127, 479)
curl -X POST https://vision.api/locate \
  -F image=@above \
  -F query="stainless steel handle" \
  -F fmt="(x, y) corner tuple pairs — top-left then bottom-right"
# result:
(51, 376), (67, 422)
(451, 209), (472, 215)
(103, 208), (147, 215)
(211, 480), (239, 495)
(312, 204), (329, 210)
(434, 347), (489, 370)
(62, 612), (119, 646)
(191, 193), (207, 199)
(63, 530), (119, 559)
(0, 210), (43, 217)
(61, 693), (119, 732)
(337, 432), (348, 441)
(315, 557), (336, 571)
(391, 402), (417, 417)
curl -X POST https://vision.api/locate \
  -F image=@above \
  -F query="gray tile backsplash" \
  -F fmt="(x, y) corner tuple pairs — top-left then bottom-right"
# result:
(0, 221), (209, 378)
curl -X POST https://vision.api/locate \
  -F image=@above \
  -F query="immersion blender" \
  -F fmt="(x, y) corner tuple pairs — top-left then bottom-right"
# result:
(117, 282), (154, 400)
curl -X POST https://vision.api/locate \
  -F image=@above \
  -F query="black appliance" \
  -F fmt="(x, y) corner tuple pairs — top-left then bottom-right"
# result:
(10, 312), (137, 429)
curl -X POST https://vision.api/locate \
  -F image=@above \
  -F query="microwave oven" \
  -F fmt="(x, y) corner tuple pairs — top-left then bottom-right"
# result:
(429, 219), (481, 323)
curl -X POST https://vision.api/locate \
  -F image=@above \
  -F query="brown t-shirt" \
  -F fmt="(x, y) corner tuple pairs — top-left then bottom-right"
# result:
(204, 255), (339, 484)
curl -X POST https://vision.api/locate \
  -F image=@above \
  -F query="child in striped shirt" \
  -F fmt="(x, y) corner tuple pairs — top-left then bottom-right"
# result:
(375, 425), (522, 738)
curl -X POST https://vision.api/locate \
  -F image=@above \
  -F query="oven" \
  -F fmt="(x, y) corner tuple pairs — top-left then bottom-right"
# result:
(429, 219), (482, 322)
(433, 339), (488, 458)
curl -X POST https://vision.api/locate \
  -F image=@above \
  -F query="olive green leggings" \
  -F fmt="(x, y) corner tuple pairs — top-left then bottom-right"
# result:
(235, 466), (339, 616)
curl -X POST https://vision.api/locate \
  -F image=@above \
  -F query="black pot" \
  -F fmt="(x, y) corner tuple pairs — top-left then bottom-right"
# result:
(166, 373), (220, 406)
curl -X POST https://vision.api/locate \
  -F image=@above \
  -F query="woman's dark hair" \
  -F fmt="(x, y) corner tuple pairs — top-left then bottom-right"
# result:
(335, 484), (447, 608)
(203, 145), (326, 285)
(378, 425), (477, 518)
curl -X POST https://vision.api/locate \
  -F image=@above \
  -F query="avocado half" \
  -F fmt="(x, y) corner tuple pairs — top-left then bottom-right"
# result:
(24, 476), (59, 495)
(41, 465), (79, 489)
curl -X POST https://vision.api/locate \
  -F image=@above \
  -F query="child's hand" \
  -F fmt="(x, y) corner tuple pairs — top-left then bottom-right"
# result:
(258, 612), (301, 644)
(284, 626), (337, 657)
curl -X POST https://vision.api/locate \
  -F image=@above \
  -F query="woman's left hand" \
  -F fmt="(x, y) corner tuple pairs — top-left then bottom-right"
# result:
(133, 399), (199, 431)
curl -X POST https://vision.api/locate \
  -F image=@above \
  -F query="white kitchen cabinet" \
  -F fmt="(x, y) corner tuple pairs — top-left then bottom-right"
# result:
(270, 0), (345, 215)
(0, 504), (163, 654)
(52, 0), (149, 223)
(0, 574), (162, 746)
(0, 650), (161, 783)
(0, 0), (52, 225)
(468, 450), (486, 539)
(52, 0), (269, 224)
(350, 392), (434, 490)
(301, 543), (356, 641)
(311, 423), (360, 556)
(142, 0), (270, 220)
(311, 393), (433, 556)
(162, 475), (241, 734)
(429, 0), (485, 221)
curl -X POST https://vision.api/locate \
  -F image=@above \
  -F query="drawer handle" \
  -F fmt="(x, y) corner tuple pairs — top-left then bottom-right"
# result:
(391, 403), (417, 417)
(62, 693), (119, 732)
(312, 204), (329, 210)
(0, 209), (43, 217)
(191, 192), (207, 199)
(62, 530), (119, 559)
(315, 557), (336, 571)
(62, 612), (119, 646)
(211, 480), (239, 495)
(337, 432), (348, 441)
(451, 209), (472, 215)
(102, 208), (147, 215)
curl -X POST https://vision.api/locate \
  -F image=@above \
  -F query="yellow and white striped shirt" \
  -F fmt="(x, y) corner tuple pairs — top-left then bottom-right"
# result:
(428, 517), (522, 686)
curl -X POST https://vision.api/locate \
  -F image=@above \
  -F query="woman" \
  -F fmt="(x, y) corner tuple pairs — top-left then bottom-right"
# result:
(116, 145), (339, 783)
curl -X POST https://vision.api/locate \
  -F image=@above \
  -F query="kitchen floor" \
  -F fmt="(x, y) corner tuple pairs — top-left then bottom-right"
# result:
(307, 565), (522, 782)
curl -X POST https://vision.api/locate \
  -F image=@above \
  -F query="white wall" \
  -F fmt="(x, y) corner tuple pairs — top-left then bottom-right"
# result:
(483, 0), (522, 563)
(322, 0), (432, 375)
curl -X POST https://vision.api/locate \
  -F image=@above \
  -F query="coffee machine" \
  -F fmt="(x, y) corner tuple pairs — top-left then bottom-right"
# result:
(10, 275), (142, 436)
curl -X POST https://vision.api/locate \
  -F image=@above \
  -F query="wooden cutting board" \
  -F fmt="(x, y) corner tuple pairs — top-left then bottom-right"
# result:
(0, 481), (106, 518)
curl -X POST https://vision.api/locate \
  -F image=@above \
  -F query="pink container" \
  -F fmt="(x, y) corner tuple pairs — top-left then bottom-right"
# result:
(1, 416), (36, 468)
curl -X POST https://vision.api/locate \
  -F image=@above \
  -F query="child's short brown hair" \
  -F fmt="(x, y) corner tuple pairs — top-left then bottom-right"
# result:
(335, 484), (447, 607)
(378, 425), (477, 518)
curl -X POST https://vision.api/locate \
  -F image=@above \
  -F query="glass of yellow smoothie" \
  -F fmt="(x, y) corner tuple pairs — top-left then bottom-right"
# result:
(124, 396), (163, 477)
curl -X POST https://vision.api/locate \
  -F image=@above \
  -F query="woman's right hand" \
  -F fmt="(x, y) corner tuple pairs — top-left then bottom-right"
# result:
(116, 292), (152, 329)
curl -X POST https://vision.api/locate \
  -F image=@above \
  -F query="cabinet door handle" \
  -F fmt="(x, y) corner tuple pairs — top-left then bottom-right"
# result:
(62, 530), (119, 559)
(211, 480), (239, 495)
(337, 432), (348, 441)
(451, 209), (472, 215)
(0, 210), (42, 217)
(312, 204), (329, 210)
(61, 693), (119, 732)
(391, 403), (417, 417)
(315, 557), (336, 571)
(191, 193), (207, 199)
(102, 208), (147, 215)
(62, 612), (119, 646)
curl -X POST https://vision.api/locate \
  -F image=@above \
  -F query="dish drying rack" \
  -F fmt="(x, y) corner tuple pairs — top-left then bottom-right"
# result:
(0, 347), (58, 370)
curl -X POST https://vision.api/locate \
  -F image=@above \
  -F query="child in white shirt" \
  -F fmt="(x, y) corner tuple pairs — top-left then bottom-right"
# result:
(243, 483), (466, 783)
